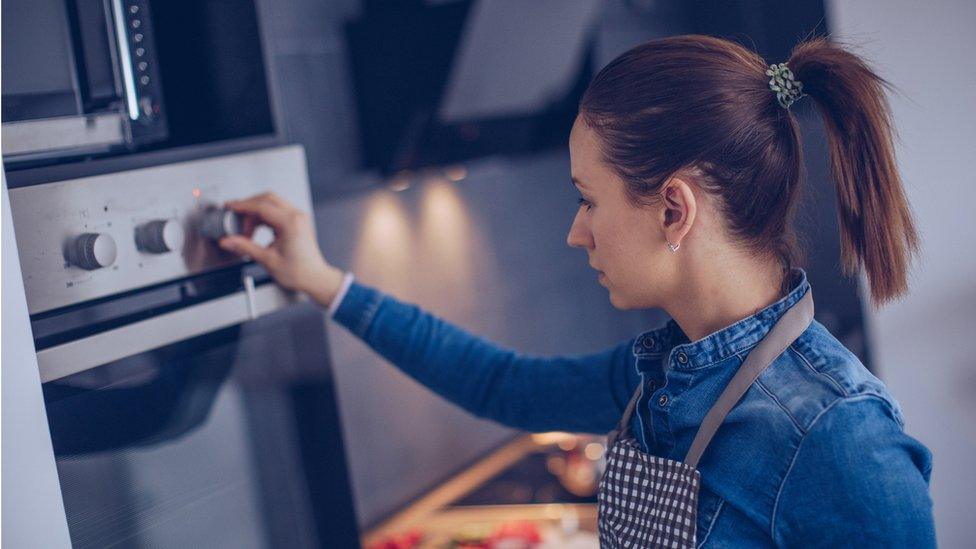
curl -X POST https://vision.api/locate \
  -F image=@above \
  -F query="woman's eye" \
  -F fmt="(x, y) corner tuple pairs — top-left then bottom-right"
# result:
(577, 196), (593, 211)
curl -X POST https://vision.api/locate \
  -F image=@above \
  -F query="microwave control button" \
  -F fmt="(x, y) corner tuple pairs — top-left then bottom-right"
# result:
(200, 207), (241, 240)
(139, 97), (154, 119)
(69, 233), (118, 270)
(136, 219), (184, 254)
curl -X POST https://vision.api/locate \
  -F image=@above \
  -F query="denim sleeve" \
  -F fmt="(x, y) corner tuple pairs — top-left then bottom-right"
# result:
(332, 280), (640, 434)
(772, 395), (936, 548)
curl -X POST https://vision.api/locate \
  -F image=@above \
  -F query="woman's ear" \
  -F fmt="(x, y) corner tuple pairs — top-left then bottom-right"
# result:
(661, 176), (697, 249)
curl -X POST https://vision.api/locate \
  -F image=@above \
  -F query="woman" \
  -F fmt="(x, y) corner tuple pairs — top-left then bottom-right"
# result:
(219, 35), (935, 547)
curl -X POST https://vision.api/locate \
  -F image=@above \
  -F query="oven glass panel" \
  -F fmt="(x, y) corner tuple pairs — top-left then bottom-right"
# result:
(42, 303), (360, 548)
(1, 0), (81, 121)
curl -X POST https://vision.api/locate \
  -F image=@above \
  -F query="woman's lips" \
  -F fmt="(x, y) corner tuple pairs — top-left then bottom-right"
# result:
(591, 263), (605, 281)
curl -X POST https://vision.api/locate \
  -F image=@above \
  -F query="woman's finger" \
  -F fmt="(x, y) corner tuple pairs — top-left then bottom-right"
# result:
(225, 195), (290, 230)
(258, 191), (289, 208)
(218, 234), (273, 266)
(238, 214), (262, 239)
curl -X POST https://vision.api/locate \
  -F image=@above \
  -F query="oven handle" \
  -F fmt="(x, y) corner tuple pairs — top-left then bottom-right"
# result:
(35, 281), (301, 383)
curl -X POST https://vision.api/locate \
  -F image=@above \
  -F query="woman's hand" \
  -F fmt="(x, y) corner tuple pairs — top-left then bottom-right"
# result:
(218, 192), (345, 308)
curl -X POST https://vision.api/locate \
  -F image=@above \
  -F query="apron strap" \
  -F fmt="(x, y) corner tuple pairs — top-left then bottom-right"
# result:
(606, 382), (644, 447)
(684, 288), (814, 469)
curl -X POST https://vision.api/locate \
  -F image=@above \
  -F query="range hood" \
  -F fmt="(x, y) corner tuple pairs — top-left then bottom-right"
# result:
(346, 0), (603, 175)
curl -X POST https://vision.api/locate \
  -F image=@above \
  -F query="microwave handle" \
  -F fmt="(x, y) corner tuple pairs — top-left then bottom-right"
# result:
(110, 0), (140, 120)
(35, 282), (301, 383)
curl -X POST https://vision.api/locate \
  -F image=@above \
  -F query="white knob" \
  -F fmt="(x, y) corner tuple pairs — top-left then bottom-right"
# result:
(70, 233), (118, 270)
(136, 219), (184, 253)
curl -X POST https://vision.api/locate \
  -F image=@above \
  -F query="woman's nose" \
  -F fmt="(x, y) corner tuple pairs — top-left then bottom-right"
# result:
(566, 213), (592, 249)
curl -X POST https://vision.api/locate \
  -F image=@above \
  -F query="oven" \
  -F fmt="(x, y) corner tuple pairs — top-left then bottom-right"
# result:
(6, 147), (362, 548)
(3, 0), (363, 544)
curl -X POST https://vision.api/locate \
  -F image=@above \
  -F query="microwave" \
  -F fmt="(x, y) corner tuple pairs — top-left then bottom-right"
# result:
(1, 0), (168, 164)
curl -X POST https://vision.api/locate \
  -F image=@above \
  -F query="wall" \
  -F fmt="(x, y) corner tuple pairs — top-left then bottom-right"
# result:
(827, 1), (976, 546)
(256, 0), (678, 528)
(313, 150), (667, 528)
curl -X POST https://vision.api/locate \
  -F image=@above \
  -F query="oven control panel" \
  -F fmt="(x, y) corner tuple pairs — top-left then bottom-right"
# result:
(9, 146), (313, 315)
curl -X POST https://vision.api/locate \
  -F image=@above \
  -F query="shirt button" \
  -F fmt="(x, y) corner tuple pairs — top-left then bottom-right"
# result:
(658, 394), (669, 407)
(648, 380), (657, 391)
(641, 337), (655, 350)
(676, 352), (689, 364)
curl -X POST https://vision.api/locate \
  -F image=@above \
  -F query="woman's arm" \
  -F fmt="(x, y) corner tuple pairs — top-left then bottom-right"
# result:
(332, 277), (640, 434)
(771, 395), (936, 547)
(216, 192), (639, 434)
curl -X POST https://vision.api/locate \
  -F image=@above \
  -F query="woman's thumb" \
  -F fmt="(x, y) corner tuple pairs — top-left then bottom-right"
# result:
(219, 235), (271, 265)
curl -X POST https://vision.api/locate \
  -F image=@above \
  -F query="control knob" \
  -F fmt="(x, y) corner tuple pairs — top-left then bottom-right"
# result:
(200, 207), (241, 240)
(68, 233), (118, 270)
(136, 219), (184, 253)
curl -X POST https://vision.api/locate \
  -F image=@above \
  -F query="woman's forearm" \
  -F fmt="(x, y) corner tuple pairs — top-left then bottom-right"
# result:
(330, 279), (639, 434)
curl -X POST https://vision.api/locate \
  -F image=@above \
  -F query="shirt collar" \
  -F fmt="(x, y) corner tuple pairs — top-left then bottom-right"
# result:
(632, 268), (811, 371)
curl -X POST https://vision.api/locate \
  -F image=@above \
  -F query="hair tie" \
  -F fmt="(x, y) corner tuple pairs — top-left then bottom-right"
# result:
(766, 63), (805, 109)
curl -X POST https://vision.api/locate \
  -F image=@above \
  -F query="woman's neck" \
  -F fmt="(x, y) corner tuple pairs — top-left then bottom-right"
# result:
(664, 260), (786, 343)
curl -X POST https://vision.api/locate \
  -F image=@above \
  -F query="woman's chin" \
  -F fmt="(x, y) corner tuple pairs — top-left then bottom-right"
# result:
(601, 275), (637, 310)
(607, 288), (653, 311)
(607, 290), (628, 310)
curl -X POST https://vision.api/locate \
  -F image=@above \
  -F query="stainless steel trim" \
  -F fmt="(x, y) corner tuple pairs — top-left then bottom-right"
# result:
(36, 284), (298, 383)
(2, 171), (74, 547)
(1, 114), (125, 157)
(111, 0), (140, 120)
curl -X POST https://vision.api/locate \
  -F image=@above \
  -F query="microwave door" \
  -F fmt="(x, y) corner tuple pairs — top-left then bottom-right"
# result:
(1, 0), (126, 159)
(1, 0), (168, 163)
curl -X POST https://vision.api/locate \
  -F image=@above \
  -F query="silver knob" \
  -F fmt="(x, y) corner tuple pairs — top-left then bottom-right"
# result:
(136, 219), (184, 254)
(69, 233), (118, 270)
(199, 207), (241, 240)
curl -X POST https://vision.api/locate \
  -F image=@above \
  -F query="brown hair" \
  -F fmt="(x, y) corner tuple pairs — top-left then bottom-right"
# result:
(579, 35), (918, 307)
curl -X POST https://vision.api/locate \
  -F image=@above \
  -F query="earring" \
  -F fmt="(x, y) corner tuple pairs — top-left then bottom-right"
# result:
(667, 240), (680, 253)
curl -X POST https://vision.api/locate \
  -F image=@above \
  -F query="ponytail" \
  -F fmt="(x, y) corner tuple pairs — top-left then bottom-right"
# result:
(789, 38), (919, 307)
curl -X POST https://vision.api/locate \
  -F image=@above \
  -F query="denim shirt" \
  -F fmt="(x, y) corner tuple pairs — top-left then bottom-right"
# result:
(331, 269), (935, 547)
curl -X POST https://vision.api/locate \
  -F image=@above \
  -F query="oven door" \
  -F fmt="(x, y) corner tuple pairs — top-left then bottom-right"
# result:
(39, 296), (360, 548)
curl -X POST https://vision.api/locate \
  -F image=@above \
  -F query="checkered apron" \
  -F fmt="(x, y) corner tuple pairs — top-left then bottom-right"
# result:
(597, 290), (814, 548)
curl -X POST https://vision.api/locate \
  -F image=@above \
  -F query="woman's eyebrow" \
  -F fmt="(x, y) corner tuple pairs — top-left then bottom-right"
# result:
(571, 177), (586, 189)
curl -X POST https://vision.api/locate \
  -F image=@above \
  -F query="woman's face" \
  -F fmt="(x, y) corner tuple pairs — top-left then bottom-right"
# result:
(566, 116), (672, 309)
